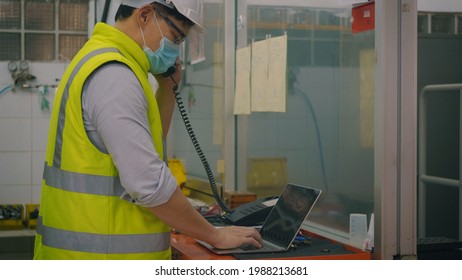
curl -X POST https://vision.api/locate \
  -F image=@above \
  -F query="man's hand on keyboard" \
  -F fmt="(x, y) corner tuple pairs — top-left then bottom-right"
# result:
(209, 226), (262, 249)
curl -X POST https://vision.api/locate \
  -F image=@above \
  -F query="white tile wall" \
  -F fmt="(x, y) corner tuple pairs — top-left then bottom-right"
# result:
(0, 62), (65, 205)
(0, 152), (31, 185)
(0, 119), (32, 151)
(0, 91), (32, 118)
(32, 118), (51, 152)
(32, 152), (46, 185)
(0, 185), (32, 204)
(32, 184), (43, 203)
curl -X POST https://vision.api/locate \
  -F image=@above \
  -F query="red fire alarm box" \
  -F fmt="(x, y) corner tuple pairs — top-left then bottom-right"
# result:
(352, 1), (375, 33)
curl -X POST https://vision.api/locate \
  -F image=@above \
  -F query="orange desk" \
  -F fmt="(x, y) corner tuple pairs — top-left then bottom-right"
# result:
(171, 231), (371, 260)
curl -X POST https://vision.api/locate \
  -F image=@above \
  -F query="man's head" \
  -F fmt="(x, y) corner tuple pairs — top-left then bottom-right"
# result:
(115, 0), (205, 33)
(111, 1), (204, 75)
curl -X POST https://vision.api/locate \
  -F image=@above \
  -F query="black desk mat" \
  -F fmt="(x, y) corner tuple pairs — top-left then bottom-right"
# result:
(233, 237), (354, 260)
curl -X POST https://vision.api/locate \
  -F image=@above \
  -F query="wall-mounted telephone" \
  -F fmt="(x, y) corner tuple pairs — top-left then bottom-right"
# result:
(222, 196), (279, 226)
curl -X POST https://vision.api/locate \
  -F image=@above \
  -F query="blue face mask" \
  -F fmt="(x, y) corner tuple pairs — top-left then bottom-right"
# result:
(140, 13), (179, 75)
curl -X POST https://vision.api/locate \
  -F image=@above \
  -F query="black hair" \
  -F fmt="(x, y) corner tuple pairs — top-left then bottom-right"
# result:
(114, 4), (136, 21)
(114, 3), (194, 29)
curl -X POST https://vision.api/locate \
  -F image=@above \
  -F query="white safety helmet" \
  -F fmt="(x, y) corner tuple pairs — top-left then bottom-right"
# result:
(119, 0), (205, 33)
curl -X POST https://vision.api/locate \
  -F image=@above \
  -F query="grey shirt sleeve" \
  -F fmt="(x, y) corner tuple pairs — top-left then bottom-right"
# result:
(82, 62), (177, 208)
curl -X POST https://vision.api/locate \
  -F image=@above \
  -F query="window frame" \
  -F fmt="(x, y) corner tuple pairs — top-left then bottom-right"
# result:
(0, 0), (89, 62)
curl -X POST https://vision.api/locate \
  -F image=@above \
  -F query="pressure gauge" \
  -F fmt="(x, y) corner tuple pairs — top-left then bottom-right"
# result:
(7, 61), (18, 73)
(19, 61), (29, 71)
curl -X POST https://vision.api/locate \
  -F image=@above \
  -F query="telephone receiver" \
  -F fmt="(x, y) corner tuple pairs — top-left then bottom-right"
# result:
(161, 66), (176, 78)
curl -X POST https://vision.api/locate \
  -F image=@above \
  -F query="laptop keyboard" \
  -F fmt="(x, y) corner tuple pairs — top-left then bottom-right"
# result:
(239, 244), (266, 251)
(239, 241), (280, 252)
(239, 244), (260, 251)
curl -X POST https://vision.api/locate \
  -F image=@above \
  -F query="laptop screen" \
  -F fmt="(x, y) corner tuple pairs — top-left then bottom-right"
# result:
(259, 184), (322, 248)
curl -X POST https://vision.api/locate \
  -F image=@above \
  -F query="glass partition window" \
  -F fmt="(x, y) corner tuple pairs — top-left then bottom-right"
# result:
(168, 1), (376, 239)
(169, 1), (226, 184)
(240, 3), (375, 236)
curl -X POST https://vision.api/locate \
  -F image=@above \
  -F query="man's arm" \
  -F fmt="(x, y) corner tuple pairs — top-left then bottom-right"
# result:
(150, 187), (262, 249)
(83, 63), (178, 207)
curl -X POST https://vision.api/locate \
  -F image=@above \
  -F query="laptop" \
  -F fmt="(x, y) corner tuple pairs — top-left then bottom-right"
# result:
(197, 183), (322, 255)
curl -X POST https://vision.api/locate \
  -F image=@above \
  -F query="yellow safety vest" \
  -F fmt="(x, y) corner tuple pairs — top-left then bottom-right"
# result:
(34, 23), (171, 260)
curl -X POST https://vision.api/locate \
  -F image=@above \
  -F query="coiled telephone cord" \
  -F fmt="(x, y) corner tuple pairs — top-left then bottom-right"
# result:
(170, 77), (230, 213)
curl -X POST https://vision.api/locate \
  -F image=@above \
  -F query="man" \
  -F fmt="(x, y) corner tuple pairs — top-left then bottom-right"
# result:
(34, 0), (261, 260)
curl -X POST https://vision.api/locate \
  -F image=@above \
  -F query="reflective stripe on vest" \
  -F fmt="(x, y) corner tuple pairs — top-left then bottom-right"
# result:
(43, 163), (124, 196)
(53, 47), (119, 168)
(37, 216), (170, 254)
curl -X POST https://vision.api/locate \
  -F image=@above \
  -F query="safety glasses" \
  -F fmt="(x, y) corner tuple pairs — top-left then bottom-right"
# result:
(153, 8), (187, 44)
